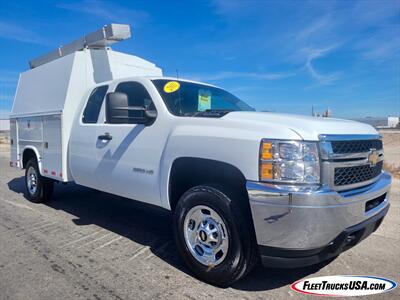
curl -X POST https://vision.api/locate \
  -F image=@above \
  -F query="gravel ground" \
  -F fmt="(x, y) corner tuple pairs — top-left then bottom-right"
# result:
(0, 143), (399, 299)
(381, 131), (400, 177)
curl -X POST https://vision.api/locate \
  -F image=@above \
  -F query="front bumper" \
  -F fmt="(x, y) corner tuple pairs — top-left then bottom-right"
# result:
(247, 172), (391, 268)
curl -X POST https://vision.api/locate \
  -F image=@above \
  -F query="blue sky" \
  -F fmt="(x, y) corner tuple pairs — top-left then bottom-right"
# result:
(0, 0), (399, 119)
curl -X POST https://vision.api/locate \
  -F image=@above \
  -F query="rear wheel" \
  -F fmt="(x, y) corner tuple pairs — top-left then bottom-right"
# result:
(25, 158), (54, 203)
(174, 185), (258, 286)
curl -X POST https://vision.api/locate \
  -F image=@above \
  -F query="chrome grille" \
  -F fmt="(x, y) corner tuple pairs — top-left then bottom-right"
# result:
(319, 135), (384, 191)
(331, 140), (383, 154)
(334, 161), (383, 186)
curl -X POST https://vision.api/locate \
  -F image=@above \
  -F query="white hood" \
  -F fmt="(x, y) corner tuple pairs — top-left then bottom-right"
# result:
(222, 112), (378, 141)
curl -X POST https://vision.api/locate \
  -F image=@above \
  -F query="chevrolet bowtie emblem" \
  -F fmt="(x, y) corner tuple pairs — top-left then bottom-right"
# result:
(368, 149), (379, 166)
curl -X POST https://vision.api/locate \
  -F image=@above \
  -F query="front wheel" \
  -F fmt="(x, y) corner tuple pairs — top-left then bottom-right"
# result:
(173, 185), (258, 286)
(25, 158), (54, 203)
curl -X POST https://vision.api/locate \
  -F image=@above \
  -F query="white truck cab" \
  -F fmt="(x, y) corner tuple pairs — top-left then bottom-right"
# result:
(10, 24), (391, 286)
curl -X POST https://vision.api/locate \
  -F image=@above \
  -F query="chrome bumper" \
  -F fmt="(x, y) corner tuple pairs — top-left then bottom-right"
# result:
(247, 172), (391, 250)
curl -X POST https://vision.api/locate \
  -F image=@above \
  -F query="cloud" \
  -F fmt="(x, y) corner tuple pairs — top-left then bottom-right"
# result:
(302, 45), (341, 85)
(352, 0), (400, 26)
(286, 16), (342, 85)
(0, 22), (47, 45)
(185, 71), (295, 82)
(361, 39), (400, 61)
(282, 2), (399, 83)
(57, 0), (150, 24)
(353, 29), (400, 62)
(293, 16), (334, 45)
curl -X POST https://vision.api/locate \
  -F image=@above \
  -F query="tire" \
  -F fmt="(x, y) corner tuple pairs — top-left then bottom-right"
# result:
(173, 184), (258, 287)
(25, 158), (54, 203)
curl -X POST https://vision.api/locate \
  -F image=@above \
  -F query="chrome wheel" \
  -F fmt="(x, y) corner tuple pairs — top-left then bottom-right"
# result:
(183, 205), (229, 267)
(27, 166), (38, 195)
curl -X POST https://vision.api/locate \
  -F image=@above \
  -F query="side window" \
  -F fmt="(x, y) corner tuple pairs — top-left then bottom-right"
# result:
(115, 82), (155, 116)
(82, 85), (108, 123)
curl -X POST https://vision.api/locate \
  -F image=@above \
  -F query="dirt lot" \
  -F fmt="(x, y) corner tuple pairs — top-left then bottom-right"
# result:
(0, 133), (399, 299)
(381, 130), (400, 177)
(0, 131), (9, 145)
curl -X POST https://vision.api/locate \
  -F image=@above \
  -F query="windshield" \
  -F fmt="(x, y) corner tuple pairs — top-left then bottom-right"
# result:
(152, 79), (254, 117)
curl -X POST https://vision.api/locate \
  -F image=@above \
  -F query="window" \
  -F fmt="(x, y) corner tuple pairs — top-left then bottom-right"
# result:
(82, 85), (108, 123)
(152, 80), (254, 117)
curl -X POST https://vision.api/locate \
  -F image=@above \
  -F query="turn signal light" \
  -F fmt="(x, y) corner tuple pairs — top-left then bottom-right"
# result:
(261, 142), (273, 160)
(260, 162), (273, 180)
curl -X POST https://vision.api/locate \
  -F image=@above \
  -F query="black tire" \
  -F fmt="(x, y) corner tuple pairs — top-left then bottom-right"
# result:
(173, 184), (258, 287)
(25, 158), (54, 203)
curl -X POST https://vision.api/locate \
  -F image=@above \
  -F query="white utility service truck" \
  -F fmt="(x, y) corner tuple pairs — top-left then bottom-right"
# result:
(10, 24), (391, 286)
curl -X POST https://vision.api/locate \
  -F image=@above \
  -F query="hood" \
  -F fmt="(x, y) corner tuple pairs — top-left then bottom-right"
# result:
(222, 112), (378, 141)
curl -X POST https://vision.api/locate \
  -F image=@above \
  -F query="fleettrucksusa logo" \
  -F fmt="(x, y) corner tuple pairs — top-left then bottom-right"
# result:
(291, 276), (397, 297)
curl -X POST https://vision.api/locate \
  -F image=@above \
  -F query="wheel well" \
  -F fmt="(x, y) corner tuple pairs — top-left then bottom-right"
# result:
(22, 148), (37, 169)
(169, 157), (248, 211)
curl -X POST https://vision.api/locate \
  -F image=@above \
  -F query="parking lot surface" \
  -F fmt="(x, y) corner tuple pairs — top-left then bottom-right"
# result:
(0, 144), (399, 299)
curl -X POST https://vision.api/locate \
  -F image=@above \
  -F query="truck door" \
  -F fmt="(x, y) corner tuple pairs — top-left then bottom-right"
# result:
(93, 80), (166, 206)
(69, 85), (109, 188)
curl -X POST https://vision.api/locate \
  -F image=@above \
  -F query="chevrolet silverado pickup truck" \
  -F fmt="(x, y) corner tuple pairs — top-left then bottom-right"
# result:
(10, 24), (391, 286)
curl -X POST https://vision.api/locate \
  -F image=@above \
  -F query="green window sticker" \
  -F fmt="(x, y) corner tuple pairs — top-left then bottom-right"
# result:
(198, 89), (211, 111)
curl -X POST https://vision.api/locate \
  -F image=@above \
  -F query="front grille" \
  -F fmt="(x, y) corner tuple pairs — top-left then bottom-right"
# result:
(331, 139), (382, 154)
(334, 161), (383, 186)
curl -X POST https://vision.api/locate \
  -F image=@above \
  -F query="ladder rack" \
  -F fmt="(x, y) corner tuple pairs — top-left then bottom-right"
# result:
(29, 24), (131, 69)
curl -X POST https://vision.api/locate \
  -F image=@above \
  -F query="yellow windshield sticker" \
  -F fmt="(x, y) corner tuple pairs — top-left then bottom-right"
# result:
(198, 89), (211, 111)
(164, 81), (180, 93)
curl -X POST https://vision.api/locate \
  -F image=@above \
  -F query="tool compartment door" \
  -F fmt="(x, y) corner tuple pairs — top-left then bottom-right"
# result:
(42, 114), (62, 179)
(10, 119), (18, 167)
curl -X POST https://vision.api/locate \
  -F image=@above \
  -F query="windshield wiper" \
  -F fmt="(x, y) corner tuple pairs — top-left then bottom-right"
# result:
(190, 109), (234, 117)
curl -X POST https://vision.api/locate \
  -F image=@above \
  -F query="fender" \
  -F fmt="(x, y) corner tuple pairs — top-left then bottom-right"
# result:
(166, 156), (248, 211)
(21, 146), (43, 174)
(159, 122), (263, 210)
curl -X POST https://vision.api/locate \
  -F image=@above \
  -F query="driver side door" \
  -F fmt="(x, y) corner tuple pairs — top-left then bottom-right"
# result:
(94, 80), (166, 206)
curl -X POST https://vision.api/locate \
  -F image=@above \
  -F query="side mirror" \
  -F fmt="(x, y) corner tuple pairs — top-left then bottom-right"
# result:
(105, 92), (157, 125)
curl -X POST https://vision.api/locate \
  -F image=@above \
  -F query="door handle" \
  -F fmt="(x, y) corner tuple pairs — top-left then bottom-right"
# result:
(98, 132), (112, 141)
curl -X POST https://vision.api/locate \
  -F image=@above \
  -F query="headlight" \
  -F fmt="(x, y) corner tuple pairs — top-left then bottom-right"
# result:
(259, 140), (320, 184)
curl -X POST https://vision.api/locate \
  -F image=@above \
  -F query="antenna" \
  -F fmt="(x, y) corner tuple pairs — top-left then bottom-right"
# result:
(176, 69), (179, 79)
(29, 24), (131, 69)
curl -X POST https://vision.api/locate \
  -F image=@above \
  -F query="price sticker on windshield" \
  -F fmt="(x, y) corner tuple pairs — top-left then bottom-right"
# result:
(198, 89), (211, 111)
(164, 81), (180, 93)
